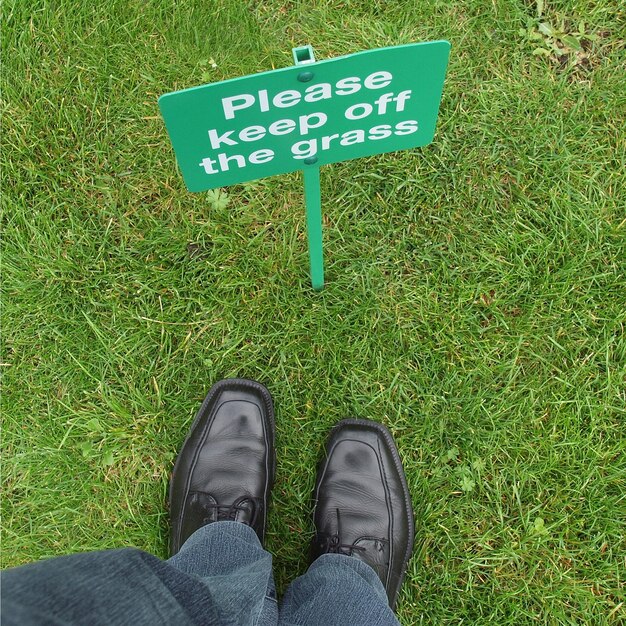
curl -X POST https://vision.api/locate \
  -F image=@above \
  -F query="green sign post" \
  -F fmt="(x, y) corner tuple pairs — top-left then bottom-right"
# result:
(159, 41), (450, 290)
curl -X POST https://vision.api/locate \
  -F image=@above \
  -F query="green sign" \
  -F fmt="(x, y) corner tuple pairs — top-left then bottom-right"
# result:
(159, 42), (450, 290)
(159, 41), (450, 192)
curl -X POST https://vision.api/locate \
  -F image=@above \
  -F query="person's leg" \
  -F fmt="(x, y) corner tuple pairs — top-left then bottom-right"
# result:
(279, 419), (414, 626)
(2, 521), (275, 626)
(2, 378), (278, 626)
(279, 554), (399, 626)
(2, 546), (215, 626)
(168, 521), (279, 624)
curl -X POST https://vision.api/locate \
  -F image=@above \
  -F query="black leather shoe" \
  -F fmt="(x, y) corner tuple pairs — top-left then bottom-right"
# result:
(169, 379), (275, 556)
(311, 418), (415, 609)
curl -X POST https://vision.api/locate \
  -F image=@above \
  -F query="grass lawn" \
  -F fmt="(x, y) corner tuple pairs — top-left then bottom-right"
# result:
(2, 0), (625, 623)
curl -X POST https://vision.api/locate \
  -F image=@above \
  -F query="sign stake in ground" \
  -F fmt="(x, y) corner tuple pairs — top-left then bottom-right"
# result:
(159, 41), (450, 290)
(292, 46), (325, 290)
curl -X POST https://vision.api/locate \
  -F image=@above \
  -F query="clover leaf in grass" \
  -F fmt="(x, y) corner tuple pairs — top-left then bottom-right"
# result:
(79, 441), (94, 457)
(460, 475), (476, 493)
(102, 450), (115, 466)
(472, 458), (486, 472)
(445, 446), (459, 462)
(207, 189), (230, 210)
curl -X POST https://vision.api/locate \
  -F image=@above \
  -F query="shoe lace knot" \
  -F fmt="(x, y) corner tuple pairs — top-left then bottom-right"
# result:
(326, 533), (368, 556)
(201, 502), (249, 525)
(323, 508), (373, 556)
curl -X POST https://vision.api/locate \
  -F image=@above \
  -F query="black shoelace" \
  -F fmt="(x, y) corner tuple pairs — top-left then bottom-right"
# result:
(201, 502), (250, 525)
(324, 508), (369, 556)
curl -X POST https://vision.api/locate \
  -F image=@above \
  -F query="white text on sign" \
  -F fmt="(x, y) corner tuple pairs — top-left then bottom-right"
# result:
(198, 70), (417, 175)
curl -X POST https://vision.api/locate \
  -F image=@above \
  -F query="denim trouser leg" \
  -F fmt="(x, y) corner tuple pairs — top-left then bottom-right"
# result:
(279, 554), (400, 626)
(2, 521), (399, 626)
(2, 521), (277, 626)
(168, 521), (278, 625)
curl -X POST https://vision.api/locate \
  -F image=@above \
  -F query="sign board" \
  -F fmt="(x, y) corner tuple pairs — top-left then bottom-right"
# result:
(159, 42), (450, 192)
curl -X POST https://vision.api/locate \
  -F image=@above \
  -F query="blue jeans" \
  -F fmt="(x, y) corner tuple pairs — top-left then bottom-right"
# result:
(2, 521), (400, 625)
